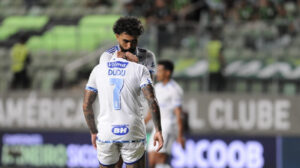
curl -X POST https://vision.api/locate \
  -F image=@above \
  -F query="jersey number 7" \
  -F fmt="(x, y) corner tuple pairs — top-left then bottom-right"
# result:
(110, 78), (124, 110)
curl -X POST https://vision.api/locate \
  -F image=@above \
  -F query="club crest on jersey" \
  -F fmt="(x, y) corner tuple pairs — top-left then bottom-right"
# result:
(112, 125), (129, 135)
(108, 61), (128, 68)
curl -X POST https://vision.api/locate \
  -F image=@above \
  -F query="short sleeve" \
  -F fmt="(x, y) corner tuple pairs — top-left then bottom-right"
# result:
(85, 66), (98, 93)
(140, 66), (153, 88)
(145, 51), (157, 75)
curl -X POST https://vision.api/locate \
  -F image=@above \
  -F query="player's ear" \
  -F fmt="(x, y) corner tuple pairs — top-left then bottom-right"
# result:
(115, 34), (119, 39)
(166, 70), (171, 78)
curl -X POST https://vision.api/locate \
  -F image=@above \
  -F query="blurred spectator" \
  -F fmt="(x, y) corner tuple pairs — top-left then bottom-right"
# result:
(146, 0), (175, 24)
(177, 0), (209, 22)
(257, 0), (277, 20)
(224, 0), (239, 22)
(121, 0), (147, 16)
(85, 0), (112, 7)
(237, 0), (256, 21)
(24, 0), (34, 10)
(10, 35), (31, 89)
(172, 0), (190, 12)
(206, 0), (225, 12)
(206, 30), (225, 92)
(24, 0), (48, 9)
(145, 0), (176, 55)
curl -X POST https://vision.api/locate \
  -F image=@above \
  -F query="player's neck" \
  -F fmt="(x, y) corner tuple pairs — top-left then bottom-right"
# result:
(162, 78), (171, 85)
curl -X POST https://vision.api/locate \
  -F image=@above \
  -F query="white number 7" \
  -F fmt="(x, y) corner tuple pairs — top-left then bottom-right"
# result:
(110, 78), (124, 110)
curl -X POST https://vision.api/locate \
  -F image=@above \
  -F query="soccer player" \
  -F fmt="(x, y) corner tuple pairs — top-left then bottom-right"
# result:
(99, 16), (156, 79)
(97, 16), (157, 168)
(83, 56), (164, 168)
(145, 60), (185, 168)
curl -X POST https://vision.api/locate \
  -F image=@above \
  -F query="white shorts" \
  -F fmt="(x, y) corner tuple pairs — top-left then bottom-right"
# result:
(96, 139), (146, 166)
(147, 130), (176, 154)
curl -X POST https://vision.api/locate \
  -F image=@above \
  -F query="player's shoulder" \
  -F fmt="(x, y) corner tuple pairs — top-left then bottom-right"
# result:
(99, 45), (119, 63)
(154, 82), (163, 88)
(90, 64), (101, 75)
(129, 59), (146, 69)
(105, 45), (119, 54)
(93, 64), (101, 70)
(137, 47), (147, 53)
(138, 47), (155, 57)
(128, 61), (149, 77)
(169, 79), (183, 93)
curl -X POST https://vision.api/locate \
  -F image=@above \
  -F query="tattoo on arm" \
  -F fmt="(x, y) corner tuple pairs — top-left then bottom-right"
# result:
(83, 90), (98, 134)
(142, 84), (162, 132)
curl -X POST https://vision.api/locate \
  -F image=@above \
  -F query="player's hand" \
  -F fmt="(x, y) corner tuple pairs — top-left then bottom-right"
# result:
(117, 51), (126, 59)
(177, 136), (185, 149)
(91, 133), (97, 149)
(125, 52), (139, 63)
(153, 131), (164, 152)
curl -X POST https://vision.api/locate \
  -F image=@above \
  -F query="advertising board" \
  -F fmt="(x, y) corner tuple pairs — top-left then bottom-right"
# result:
(1, 92), (300, 136)
(0, 131), (279, 168)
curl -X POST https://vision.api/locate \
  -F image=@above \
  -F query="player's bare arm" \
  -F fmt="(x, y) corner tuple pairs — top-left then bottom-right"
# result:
(82, 90), (98, 148)
(142, 84), (161, 131)
(144, 110), (152, 124)
(142, 84), (163, 152)
(174, 106), (185, 148)
(143, 72), (156, 125)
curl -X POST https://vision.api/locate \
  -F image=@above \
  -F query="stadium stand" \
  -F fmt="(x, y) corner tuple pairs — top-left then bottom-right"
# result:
(0, 0), (299, 95)
(0, 16), (48, 41)
(26, 15), (118, 51)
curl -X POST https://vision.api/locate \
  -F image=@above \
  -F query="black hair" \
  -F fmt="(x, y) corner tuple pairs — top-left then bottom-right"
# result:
(19, 33), (28, 44)
(158, 60), (174, 75)
(113, 16), (144, 36)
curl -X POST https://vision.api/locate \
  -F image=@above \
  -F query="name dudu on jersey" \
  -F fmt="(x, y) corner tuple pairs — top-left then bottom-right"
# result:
(108, 61), (127, 77)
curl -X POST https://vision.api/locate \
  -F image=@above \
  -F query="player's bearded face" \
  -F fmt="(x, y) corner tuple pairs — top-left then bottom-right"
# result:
(120, 45), (135, 53)
(116, 33), (138, 53)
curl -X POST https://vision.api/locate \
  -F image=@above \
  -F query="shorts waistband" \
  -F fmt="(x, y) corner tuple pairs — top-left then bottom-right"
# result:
(96, 137), (145, 143)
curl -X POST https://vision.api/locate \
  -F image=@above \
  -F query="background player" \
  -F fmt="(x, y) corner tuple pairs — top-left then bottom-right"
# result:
(83, 56), (163, 168)
(145, 60), (185, 168)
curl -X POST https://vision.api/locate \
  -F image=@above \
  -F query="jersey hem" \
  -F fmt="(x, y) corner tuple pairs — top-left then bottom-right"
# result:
(96, 137), (145, 143)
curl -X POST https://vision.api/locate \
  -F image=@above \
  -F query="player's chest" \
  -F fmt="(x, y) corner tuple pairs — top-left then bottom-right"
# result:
(155, 86), (173, 104)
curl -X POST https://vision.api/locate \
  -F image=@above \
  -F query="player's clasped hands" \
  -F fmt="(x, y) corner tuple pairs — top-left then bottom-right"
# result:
(117, 51), (139, 63)
(153, 131), (164, 152)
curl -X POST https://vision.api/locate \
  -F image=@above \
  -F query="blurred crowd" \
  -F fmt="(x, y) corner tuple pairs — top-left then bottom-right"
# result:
(2, 0), (300, 93)
(9, 0), (300, 25)
(121, 0), (300, 52)
(120, 0), (300, 24)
